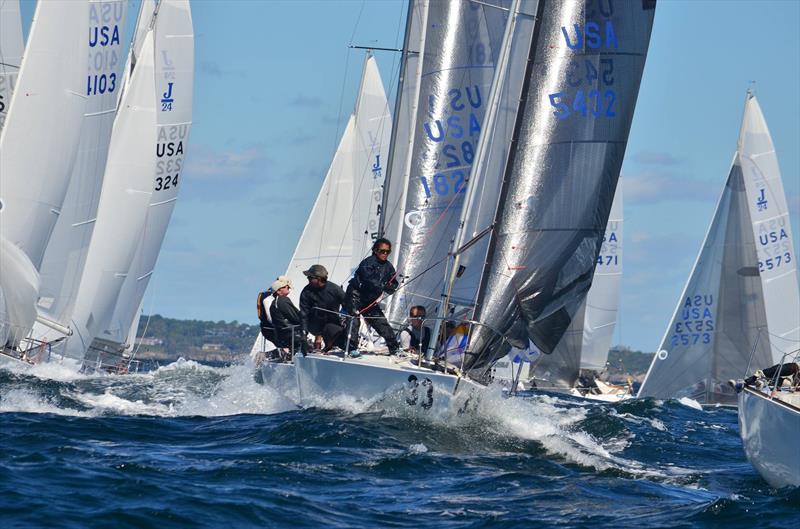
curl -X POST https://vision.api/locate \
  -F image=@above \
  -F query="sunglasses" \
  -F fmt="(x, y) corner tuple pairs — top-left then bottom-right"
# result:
(376, 248), (391, 255)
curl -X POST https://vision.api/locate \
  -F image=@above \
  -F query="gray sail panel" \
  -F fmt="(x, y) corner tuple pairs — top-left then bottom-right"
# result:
(385, 0), (510, 325)
(530, 299), (586, 389)
(637, 165), (772, 405)
(466, 0), (656, 376)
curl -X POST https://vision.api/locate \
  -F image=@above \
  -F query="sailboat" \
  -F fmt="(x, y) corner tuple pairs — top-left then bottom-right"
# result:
(287, 0), (655, 410)
(0, 1), (89, 364)
(62, 0), (194, 370)
(253, 51), (392, 378)
(524, 181), (629, 401)
(637, 92), (799, 406)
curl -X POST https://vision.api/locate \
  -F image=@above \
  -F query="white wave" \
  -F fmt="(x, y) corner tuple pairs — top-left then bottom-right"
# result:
(173, 363), (296, 417)
(408, 443), (428, 455)
(0, 387), (90, 416)
(71, 389), (173, 416)
(678, 397), (703, 411)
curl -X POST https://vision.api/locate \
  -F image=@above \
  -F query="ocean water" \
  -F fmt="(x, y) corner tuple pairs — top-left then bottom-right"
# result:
(0, 360), (797, 528)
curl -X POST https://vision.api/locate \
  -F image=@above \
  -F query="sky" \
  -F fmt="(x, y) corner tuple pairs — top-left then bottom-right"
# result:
(19, 0), (800, 352)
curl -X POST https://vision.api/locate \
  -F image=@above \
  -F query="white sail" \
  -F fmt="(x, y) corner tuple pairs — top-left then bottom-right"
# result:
(284, 53), (391, 296)
(0, 238), (39, 348)
(738, 94), (799, 364)
(581, 179), (624, 370)
(0, 1), (89, 345)
(64, 31), (158, 361)
(103, 0), (194, 345)
(0, 1), (89, 268)
(0, 0), (24, 132)
(37, 0), (128, 329)
(637, 93), (796, 405)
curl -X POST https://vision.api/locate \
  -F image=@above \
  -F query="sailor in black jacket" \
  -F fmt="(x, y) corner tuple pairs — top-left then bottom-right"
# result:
(299, 264), (348, 351)
(345, 238), (401, 355)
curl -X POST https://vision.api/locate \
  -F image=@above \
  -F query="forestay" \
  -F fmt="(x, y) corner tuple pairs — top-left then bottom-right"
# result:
(466, 0), (655, 378)
(384, 0), (511, 325)
(103, 0), (194, 345)
(37, 0), (128, 330)
(0, 0), (24, 132)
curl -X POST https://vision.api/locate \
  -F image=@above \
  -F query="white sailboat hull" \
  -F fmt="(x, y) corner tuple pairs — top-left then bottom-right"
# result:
(737, 386), (800, 488)
(293, 353), (479, 412)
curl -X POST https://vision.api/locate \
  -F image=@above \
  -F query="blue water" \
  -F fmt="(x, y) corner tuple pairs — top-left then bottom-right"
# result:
(1, 360), (797, 528)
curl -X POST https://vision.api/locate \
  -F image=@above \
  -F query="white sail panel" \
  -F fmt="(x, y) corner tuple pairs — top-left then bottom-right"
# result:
(64, 31), (158, 360)
(103, 0), (194, 344)
(349, 54), (393, 270)
(581, 179), (624, 370)
(37, 0), (128, 328)
(0, 0), (24, 132)
(0, 1), (89, 268)
(738, 94), (800, 364)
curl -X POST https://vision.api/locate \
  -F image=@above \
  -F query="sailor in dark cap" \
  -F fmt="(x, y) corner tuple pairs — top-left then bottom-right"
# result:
(299, 264), (348, 352)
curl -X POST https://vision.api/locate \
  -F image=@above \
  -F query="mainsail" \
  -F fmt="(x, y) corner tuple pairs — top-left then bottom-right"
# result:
(0, 1), (89, 346)
(638, 93), (798, 405)
(37, 0), (129, 331)
(0, 0), (24, 132)
(529, 180), (624, 389)
(103, 0), (194, 346)
(465, 0), (655, 378)
(383, 0), (511, 326)
(63, 29), (158, 361)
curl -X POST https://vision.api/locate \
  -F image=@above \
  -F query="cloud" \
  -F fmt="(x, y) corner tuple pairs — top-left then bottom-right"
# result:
(622, 169), (718, 205)
(184, 143), (271, 179)
(631, 151), (682, 166)
(199, 60), (246, 78)
(289, 94), (324, 108)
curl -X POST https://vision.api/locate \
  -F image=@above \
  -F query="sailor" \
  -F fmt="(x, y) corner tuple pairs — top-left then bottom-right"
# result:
(435, 321), (468, 367)
(398, 305), (431, 355)
(345, 238), (401, 355)
(269, 276), (308, 358)
(299, 264), (349, 352)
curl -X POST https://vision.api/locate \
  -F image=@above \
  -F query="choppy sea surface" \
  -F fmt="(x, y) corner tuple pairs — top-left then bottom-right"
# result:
(1, 359), (797, 528)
